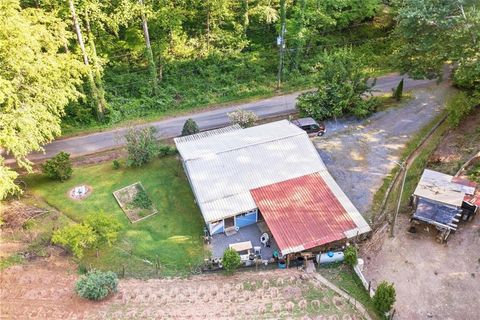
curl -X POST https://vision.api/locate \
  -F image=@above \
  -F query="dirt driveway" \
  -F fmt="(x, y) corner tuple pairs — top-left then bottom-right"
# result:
(313, 83), (455, 218)
(0, 252), (364, 319)
(363, 214), (480, 320)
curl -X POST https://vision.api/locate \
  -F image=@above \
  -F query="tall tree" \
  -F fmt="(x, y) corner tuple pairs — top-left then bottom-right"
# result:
(394, 0), (480, 93)
(139, 0), (158, 92)
(0, 0), (84, 198)
(68, 0), (106, 120)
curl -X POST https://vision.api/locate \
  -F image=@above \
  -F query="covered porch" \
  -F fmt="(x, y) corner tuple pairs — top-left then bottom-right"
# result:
(209, 222), (278, 260)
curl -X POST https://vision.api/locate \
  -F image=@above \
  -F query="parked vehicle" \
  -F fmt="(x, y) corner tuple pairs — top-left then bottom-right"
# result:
(291, 117), (326, 136)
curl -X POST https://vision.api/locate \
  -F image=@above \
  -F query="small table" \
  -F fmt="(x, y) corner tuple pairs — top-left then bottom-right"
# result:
(229, 241), (253, 253)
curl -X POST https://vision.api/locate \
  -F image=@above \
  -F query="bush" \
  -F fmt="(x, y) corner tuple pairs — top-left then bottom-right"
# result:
(84, 212), (121, 248)
(343, 246), (358, 267)
(222, 248), (241, 275)
(51, 223), (97, 258)
(227, 109), (258, 128)
(158, 144), (177, 157)
(373, 281), (396, 314)
(125, 126), (158, 167)
(112, 159), (120, 169)
(181, 118), (200, 136)
(446, 91), (477, 127)
(296, 47), (377, 120)
(467, 163), (480, 183)
(131, 186), (152, 209)
(42, 151), (73, 181)
(75, 270), (118, 301)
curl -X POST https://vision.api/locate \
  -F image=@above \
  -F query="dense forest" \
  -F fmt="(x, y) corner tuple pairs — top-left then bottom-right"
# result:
(1, 0), (479, 198)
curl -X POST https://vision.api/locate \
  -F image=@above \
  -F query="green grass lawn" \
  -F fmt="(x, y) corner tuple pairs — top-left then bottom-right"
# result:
(25, 157), (205, 278)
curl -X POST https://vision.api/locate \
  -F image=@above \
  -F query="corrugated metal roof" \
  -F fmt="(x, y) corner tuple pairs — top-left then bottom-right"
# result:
(175, 120), (304, 161)
(179, 124), (329, 222)
(414, 169), (466, 207)
(251, 172), (359, 255)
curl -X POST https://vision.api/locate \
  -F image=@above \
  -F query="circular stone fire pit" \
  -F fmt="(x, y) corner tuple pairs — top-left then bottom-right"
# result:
(68, 185), (92, 200)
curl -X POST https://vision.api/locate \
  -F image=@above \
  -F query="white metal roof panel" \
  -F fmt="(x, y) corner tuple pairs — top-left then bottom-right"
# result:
(183, 132), (329, 222)
(413, 169), (465, 207)
(175, 120), (305, 161)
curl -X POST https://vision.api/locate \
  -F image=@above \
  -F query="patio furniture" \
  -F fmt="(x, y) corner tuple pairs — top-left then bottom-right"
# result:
(229, 240), (253, 253)
(260, 233), (269, 247)
(254, 246), (261, 255)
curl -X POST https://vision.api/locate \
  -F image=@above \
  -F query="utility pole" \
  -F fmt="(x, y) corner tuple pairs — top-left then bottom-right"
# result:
(276, 0), (286, 91)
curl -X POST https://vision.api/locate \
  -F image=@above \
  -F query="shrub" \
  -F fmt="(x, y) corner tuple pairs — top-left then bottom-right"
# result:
(131, 186), (152, 209)
(446, 91), (477, 127)
(373, 281), (396, 314)
(343, 246), (358, 267)
(112, 159), (120, 169)
(181, 118), (200, 136)
(41, 151), (73, 181)
(228, 109), (258, 128)
(158, 144), (177, 157)
(84, 212), (121, 248)
(467, 163), (480, 183)
(392, 78), (404, 101)
(125, 126), (158, 167)
(51, 223), (97, 258)
(222, 248), (241, 275)
(75, 270), (118, 301)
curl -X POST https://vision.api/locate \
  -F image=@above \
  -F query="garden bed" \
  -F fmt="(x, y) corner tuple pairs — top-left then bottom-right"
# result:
(113, 182), (157, 223)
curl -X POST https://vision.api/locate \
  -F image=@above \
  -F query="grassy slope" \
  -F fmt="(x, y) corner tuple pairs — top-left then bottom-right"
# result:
(25, 157), (205, 277)
(319, 263), (380, 319)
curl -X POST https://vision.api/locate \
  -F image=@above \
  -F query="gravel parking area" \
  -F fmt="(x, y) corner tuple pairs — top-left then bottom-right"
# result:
(313, 83), (455, 218)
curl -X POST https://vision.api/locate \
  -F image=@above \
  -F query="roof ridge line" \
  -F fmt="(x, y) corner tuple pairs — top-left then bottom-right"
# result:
(184, 130), (306, 162)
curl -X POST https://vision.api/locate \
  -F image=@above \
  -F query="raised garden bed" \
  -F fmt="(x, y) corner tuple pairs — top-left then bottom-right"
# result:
(113, 182), (157, 223)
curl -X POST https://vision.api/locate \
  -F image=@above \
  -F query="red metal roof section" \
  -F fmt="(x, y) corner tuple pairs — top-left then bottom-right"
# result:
(250, 172), (356, 254)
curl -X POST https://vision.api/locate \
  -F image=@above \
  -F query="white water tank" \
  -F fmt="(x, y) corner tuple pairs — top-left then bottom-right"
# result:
(316, 251), (344, 264)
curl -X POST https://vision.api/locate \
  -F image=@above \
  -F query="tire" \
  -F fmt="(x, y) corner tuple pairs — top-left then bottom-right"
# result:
(317, 131), (325, 137)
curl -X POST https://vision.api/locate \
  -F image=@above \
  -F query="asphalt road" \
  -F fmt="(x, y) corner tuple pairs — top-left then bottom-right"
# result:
(15, 73), (436, 163)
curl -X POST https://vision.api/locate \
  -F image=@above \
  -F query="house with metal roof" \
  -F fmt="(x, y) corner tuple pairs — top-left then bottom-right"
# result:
(174, 120), (371, 255)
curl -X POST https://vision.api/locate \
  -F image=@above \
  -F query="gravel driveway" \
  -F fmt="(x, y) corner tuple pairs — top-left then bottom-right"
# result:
(312, 83), (455, 219)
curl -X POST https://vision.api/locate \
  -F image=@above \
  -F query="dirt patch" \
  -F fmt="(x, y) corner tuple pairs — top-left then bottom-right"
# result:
(0, 255), (364, 319)
(429, 107), (480, 175)
(362, 214), (480, 320)
(113, 182), (157, 223)
(0, 201), (49, 229)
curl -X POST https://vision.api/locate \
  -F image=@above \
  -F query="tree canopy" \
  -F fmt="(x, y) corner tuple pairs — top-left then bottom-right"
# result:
(394, 0), (480, 93)
(0, 0), (84, 198)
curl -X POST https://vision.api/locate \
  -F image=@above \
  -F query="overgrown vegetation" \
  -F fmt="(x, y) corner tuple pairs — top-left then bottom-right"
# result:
(467, 163), (480, 183)
(446, 91), (478, 127)
(131, 186), (153, 210)
(41, 152), (73, 182)
(296, 48), (378, 120)
(75, 270), (118, 301)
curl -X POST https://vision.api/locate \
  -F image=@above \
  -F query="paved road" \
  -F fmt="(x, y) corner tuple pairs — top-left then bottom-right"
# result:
(312, 83), (455, 217)
(10, 73), (435, 163)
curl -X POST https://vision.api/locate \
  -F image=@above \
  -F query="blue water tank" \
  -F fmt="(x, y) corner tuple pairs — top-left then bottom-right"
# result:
(316, 251), (345, 264)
